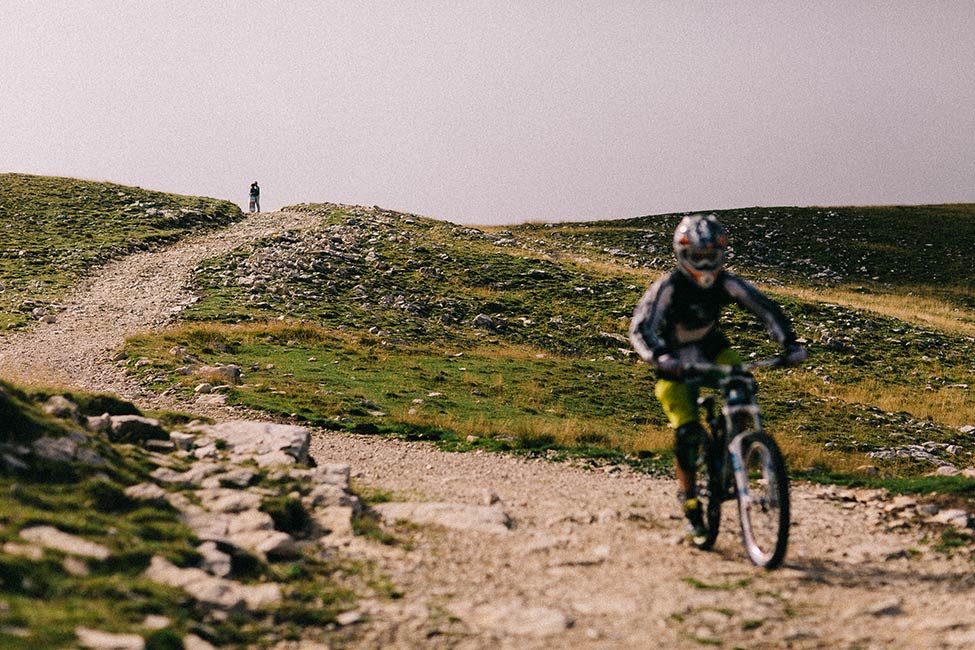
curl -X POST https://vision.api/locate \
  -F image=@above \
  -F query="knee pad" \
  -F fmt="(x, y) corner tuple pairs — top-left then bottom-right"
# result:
(674, 422), (706, 473)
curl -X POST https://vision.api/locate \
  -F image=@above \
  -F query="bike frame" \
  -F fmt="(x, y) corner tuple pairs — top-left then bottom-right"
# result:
(688, 359), (782, 508)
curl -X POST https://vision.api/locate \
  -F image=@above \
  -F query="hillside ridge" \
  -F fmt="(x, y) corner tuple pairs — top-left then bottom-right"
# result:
(2, 180), (975, 647)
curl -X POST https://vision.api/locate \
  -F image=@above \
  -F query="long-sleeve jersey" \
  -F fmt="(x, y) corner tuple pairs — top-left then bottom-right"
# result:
(628, 268), (798, 364)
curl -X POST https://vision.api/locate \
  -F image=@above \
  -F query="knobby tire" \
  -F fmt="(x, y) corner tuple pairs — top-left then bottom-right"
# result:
(736, 432), (790, 569)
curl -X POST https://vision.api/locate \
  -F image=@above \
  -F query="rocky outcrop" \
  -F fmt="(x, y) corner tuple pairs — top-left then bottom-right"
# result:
(7, 393), (368, 648)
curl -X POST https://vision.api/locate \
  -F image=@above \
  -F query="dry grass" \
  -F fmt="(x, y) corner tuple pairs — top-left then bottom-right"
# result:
(768, 284), (975, 337)
(778, 373), (975, 428)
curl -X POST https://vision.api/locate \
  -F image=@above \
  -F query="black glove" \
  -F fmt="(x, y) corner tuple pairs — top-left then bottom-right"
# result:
(656, 353), (683, 375)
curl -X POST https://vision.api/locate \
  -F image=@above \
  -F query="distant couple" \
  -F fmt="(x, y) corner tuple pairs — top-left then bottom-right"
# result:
(249, 181), (260, 213)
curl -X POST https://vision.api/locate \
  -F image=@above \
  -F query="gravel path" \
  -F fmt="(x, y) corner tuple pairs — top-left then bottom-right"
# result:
(1, 210), (973, 649)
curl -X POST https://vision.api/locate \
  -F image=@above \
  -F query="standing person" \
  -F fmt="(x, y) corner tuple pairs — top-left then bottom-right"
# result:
(249, 181), (261, 213)
(628, 214), (807, 538)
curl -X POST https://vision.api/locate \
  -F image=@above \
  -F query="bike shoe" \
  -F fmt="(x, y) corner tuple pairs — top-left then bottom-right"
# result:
(684, 498), (708, 540)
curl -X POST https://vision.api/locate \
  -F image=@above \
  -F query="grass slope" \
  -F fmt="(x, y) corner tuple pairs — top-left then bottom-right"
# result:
(0, 173), (242, 331)
(120, 203), (975, 494)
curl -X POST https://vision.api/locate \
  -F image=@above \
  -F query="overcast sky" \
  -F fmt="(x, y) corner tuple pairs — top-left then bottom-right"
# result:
(2, 1), (973, 224)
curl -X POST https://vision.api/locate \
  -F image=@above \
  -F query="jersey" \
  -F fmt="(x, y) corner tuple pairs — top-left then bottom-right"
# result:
(628, 267), (797, 369)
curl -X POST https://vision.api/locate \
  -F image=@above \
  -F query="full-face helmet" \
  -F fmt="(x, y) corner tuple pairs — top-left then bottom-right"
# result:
(673, 214), (728, 288)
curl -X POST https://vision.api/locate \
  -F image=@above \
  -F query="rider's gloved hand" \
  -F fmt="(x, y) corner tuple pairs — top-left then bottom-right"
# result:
(655, 353), (683, 376)
(782, 345), (808, 367)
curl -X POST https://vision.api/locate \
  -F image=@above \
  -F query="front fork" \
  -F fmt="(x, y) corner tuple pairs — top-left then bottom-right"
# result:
(725, 404), (763, 505)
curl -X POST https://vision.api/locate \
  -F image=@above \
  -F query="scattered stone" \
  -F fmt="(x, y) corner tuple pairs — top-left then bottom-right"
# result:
(313, 506), (355, 539)
(75, 627), (145, 650)
(198, 489), (262, 513)
(141, 615), (171, 630)
(86, 413), (112, 434)
(109, 415), (168, 444)
(197, 421), (310, 466)
(227, 530), (299, 559)
(3, 541), (43, 560)
(125, 483), (169, 501)
(472, 313), (495, 329)
(884, 496), (917, 514)
(197, 541), (232, 577)
(227, 509), (275, 534)
(152, 462), (223, 487)
(43, 395), (81, 421)
(144, 439), (176, 453)
(306, 484), (360, 511)
(336, 610), (362, 626)
(926, 509), (971, 529)
(145, 556), (282, 612)
(183, 635), (218, 650)
(169, 431), (196, 451)
(216, 467), (258, 487)
(19, 526), (110, 560)
(32, 436), (78, 463)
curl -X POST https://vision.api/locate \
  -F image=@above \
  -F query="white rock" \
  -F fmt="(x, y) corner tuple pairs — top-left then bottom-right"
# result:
(198, 541), (232, 577)
(75, 627), (145, 650)
(198, 489), (262, 513)
(43, 395), (81, 421)
(3, 541), (43, 560)
(20, 526), (110, 560)
(141, 615), (171, 630)
(169, 431), (196, 451)
(227, 509), (275, 534)
(125, 483), (168, 502)
(183, 635), (218, 650)
(197, 421), (310, 466)
(32, 436), (78, 463)
(228, 530), (298, 559)
(927, 509), (971, 529)
(313, 506), (355, 539)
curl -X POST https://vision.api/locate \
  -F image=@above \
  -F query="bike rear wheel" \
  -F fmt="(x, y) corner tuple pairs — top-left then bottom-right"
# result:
(736, 432), (790, 568)
(691, 437), (724, 550)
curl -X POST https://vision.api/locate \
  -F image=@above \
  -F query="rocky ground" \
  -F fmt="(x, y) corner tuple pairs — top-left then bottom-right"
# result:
(2, 210), (974, 649)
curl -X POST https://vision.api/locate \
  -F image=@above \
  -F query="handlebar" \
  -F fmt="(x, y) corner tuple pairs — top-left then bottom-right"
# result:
(681, 356), (785, 377)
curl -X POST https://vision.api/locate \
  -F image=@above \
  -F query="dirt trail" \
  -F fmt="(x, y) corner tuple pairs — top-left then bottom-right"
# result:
(2, 210), (973, 649)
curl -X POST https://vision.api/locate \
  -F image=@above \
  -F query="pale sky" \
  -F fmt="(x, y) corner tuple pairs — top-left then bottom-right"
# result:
(2, 1), (974, 224)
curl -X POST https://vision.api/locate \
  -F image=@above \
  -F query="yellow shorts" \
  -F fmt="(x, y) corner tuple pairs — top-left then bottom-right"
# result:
(654, 348), (742, 429)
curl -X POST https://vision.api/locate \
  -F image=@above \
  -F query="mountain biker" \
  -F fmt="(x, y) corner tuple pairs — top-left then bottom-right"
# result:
(249, 181), (261, 213)
(628, 214), (807, 538)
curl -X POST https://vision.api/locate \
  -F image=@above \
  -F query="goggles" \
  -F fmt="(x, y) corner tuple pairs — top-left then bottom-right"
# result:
(686, 248), (723, 267)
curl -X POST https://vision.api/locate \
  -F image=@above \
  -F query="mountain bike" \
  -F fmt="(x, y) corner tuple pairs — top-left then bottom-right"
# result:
(684, 357), (790, 569)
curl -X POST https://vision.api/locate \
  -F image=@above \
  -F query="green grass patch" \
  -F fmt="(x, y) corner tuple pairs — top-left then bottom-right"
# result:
(122, 321), (675, 467)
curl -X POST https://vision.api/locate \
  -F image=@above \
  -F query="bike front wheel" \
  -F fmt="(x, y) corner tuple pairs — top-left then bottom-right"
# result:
(736, 432), (790, 569)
